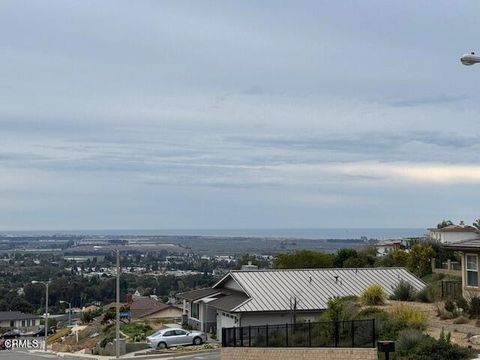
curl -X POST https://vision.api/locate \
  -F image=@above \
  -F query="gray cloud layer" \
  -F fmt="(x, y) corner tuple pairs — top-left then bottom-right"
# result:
(0, 0), (480, 230)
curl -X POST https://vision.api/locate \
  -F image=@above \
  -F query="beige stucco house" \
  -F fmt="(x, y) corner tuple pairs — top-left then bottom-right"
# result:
(445, 239), (480, 299)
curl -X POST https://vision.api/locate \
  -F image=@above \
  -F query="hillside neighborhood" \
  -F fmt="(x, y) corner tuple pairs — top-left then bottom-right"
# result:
(1, 221), (480, 359)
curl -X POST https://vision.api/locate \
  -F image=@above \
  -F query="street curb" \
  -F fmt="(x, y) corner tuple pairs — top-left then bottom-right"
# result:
(28, 348), (219, 360)
(123, 348), (219, 359)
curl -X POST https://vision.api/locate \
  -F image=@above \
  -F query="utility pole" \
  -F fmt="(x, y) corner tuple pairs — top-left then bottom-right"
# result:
(44, 282), (49, 352)
(116, 249), (120, 359)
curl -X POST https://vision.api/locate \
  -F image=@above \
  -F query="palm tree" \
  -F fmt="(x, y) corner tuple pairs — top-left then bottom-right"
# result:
(437, 220), (453, 229)
(473, 219), (480, 231)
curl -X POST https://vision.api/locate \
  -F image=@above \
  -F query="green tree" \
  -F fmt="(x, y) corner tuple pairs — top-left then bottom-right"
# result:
(407, 244), (435, 277)
(390, 249), (409, 267)
(273, 250), (335, 269)
(437, 220), (453, 229)
(334, 249), (358, 267)
(473, 219), (480, 231)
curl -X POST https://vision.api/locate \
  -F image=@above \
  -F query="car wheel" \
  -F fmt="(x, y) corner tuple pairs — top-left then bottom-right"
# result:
(157, 342), (167, 350)
(193, 337), (203, 345)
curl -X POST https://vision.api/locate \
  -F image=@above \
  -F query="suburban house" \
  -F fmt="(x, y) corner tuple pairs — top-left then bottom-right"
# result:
(427, 222), (480, 244)
(445, 239), (480, 299)
(374, 240), (403, 256)
(129, 297), (182, 321)
(177, 268), (425, 340)
(0, 311), (42, 330)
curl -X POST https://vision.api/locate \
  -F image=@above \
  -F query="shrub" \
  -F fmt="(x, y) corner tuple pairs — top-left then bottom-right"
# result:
(321, 297), (360, 321)
(396, 328), (425, 352)
(397, 330), (473, 360)
(121, 322), (153, 342)
(455, 297), (469, 313)
(415, 287), (431, 303)
(445, 299), (456, 313)
(390, 304), (427, 329)
(439, 310), (456, 320)
(390, 280), (416, 301)
(361, 284), (385, 305)
(453, 316), (470, 324)
(355, 307), (386, 319)
(469, 297), (480, 318)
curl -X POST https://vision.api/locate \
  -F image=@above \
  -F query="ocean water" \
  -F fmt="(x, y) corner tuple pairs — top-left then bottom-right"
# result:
(2, 228), (425, 240)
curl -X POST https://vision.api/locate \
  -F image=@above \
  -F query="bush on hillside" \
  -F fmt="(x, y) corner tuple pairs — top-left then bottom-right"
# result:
(321, 296), (360, 322)
(469, 297), (480, 319)
(396, 328), (426, 353)
(390, 304), (427, 329)
(396, 329), (473, 360)
(445, 299), (456, 313)
(361, 284), (385, 305)
(390, 280), (416, 301)
(455, 297), (469, 313)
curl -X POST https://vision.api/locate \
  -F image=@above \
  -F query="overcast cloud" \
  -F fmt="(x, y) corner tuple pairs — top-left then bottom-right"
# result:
(1, 0), (480, 230)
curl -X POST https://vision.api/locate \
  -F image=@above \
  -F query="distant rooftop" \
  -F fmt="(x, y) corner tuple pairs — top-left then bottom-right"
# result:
(0, 311), (41, 321)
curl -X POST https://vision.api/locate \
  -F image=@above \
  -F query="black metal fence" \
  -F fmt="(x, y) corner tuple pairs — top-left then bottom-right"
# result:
(441, 280), (462, 299)
(222, 319), (375, 348)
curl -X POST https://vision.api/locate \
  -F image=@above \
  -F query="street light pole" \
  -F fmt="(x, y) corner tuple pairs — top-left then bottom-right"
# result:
(32, 280), (49, 352)
(116, 249), (120, 359)
(59, 301), (72, 327)
(45, 282), (48, 352)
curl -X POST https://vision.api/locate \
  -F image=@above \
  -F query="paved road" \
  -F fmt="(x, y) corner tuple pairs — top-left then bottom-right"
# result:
(0, 351), (57, 360)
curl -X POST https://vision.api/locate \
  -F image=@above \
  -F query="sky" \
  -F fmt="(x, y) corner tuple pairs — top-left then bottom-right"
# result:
(1, 0), (480, 231)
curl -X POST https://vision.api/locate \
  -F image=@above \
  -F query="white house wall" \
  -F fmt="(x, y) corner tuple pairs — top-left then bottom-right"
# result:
(438, 232), (478, 244)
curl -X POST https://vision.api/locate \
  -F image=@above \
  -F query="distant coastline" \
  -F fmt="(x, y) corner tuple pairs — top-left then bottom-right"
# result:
(1, 228), (425, 240)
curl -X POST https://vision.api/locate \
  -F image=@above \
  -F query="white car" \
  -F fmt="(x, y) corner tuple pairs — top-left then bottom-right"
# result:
(146, 328), (207, 349)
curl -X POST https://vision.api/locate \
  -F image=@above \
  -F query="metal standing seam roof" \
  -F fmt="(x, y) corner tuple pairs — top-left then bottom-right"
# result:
(214, 268), (425, 313)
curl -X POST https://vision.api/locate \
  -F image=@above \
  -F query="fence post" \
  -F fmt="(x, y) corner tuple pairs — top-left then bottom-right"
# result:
(222, 328), (226, 347)
(233, 327), (236, 347)
(372, 319), (376, 348)
(351, 320), (355, 347)
(308, 321), (311, 347)
(240, 326), (243, 347)
(441, 281), (444, 298)
(334, 321), (339, 347)
(249, 326), (251, 347)
(285, 323), (289, 347)
(266, 324), (269, 347)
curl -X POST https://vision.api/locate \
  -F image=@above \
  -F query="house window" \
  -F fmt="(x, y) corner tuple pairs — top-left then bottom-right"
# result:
(466, 254), (478, 287)
(191, 302), (199, 319)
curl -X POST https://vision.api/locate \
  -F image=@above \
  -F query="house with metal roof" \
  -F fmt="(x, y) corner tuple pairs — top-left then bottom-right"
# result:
(177, 268), (425, 340)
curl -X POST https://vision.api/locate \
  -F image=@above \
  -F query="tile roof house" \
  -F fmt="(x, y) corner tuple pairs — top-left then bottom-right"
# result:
(427, 222), (480, 244)
(130, 298), (183, 321)
(178, 268), (425, 340)
(0, 311), (41, 330)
